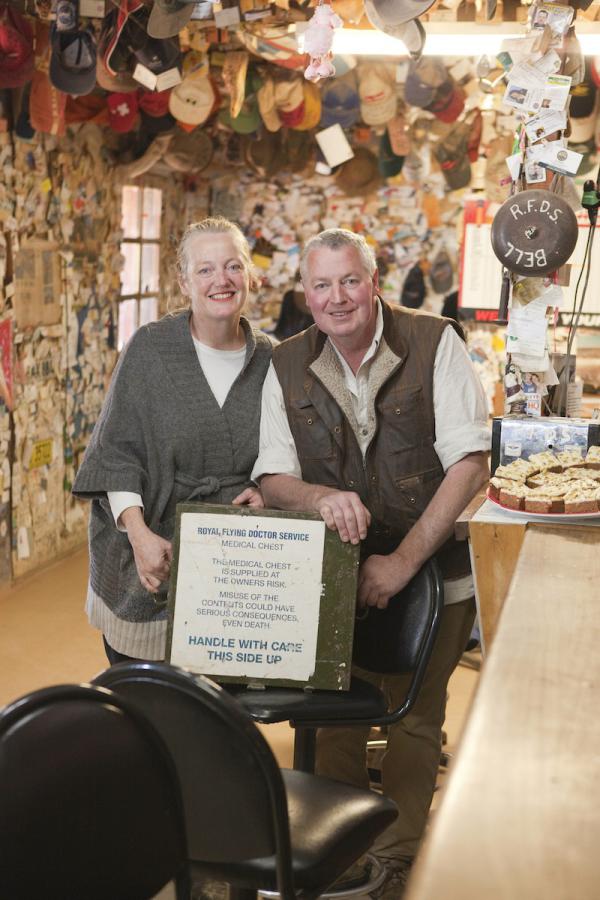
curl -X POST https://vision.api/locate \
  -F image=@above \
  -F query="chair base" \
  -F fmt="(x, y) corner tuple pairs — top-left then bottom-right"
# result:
(255, 854), (387, 899)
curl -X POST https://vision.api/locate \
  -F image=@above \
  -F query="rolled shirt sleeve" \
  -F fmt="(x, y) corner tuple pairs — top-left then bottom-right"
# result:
(433, 326), (491, 472)
(251, 363), (302, 482)
(108, 491), (144, 532)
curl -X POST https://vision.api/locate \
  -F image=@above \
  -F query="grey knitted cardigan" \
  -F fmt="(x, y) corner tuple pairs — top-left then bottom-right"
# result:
(72, 311), (272, 624)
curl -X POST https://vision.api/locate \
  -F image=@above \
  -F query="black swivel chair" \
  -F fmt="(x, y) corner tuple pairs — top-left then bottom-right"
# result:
(93, 661), (398, 900)
(0, 682), (190, 900)
(232, 558), (444, 774)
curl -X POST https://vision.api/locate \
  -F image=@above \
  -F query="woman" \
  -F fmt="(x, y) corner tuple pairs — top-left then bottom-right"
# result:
(73, 217), (272, 664)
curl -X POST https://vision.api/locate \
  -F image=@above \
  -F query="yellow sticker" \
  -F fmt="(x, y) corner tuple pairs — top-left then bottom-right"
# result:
(251, 253), (271, 270)
(29, 439), (53, 469)
(41, 178), (52, 194)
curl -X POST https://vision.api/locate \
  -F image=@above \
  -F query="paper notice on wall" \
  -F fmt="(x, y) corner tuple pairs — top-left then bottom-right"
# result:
(13, 240), (62, 328)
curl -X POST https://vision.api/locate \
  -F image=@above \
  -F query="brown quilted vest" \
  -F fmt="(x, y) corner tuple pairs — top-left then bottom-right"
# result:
(272, 301), (470, 580)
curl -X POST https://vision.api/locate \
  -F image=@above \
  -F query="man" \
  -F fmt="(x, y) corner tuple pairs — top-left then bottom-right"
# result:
(252, 229), (489, 897)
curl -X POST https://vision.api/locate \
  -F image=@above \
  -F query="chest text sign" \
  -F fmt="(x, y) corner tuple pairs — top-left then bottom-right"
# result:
(167, 504), (359, 690)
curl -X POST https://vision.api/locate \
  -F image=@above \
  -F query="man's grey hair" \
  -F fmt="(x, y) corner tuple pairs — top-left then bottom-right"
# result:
(299, 229), (377, 282)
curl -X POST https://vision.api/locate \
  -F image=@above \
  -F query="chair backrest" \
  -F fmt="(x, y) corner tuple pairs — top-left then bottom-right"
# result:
(93, 662), (294, 885)
(352, 558), (444, 676)
(0, 683), (188, 900)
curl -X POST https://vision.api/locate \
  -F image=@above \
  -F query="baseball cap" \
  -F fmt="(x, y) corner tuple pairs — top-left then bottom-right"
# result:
(428, 81), (465, 123)
(148, 0), (198, 39)
(257, 76), (304, 132)
(358, 63), (397, 126)
(107, 91), (139, 132)
(434, 125), (471, 191)
(429, 249), (454, 294)
(101, 0), (143, 77)
(127, 9), (181, 76)
(404, 58), (447, 109)
(400, 263), (425, 308)
(378, 128), (405, 177)
(169, 72), (216, 126)
(0, 3), (34, 89)
(319, 73), (360, 129)
(49, 25), (97, 96)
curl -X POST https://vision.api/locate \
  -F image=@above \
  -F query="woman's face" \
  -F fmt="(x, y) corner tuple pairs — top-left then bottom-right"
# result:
(180, 232), (250, 328)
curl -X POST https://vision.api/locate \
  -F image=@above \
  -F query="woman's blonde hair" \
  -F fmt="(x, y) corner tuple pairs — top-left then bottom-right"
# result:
(176, 216), (255, 286)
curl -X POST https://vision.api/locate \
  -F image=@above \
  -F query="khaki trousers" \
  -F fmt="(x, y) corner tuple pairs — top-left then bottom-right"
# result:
(315, 597), (476, 863)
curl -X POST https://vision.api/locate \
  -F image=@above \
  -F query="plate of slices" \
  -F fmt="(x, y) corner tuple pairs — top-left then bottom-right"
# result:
(486, 491), (600, 520)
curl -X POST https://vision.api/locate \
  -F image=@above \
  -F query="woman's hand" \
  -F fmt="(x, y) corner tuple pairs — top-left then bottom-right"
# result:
(120, 508), (172, 593)
(129, 528), (173, 593)
(232, 486), (265, 508)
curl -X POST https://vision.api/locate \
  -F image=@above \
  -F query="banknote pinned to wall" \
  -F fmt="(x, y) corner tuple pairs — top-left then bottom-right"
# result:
(13, 239), (62, 329)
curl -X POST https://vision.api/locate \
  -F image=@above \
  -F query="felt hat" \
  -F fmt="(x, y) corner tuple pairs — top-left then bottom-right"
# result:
(243, 130), (285, 178)
(364, 2), (425, 59)
(335, 146), (382, 195)
(169, 71), (216, 126)
(319, 72), (360, 129)
(0, 3), (34, 88)
(366, 0), (435, 27)
(49, 25), (97, 96)
(148, 0), (198, 39)
(358, 63), (397, 126)
(164, 127), (213, 173)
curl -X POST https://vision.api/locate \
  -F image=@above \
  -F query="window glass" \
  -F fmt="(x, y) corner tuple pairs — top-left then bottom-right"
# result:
(120, 242), (140, 297)
(142, 187), (162, 240)
(118, 298), (138, 350)
(141, 242), (160, 294)
(139, 296), (158, 327)
(121, 186), (141, 239)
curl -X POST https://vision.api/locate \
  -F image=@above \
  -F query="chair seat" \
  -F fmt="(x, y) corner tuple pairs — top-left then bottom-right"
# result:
(229, 676), (387, 725)
(191, 769), (398, 892)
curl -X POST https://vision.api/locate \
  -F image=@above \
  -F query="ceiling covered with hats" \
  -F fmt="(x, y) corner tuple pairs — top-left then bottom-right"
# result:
(1, 0), (600, 577)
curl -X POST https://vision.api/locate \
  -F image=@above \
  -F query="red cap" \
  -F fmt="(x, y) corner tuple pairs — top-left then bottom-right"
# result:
(138, 88), (172, 117)
(107, 91), (139, 132)
(279, 100), (305, 128)
(0, 4), (34, 88)
(432, 85), (465, 123)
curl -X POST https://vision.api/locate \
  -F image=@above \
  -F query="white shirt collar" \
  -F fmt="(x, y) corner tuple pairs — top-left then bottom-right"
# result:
(328, 297), (384, 375)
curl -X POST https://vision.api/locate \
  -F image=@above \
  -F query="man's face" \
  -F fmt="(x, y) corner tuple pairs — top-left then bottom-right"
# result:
(303, 245), (379, 346)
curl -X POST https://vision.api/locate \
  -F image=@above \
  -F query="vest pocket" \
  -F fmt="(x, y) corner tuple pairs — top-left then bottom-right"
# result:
(290, 400), (336, 461)
(379, 384), (429, 452)
(394, 467), (442, 522)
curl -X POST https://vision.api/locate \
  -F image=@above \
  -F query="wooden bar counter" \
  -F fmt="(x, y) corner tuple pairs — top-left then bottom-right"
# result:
(405, 524), (600, 900)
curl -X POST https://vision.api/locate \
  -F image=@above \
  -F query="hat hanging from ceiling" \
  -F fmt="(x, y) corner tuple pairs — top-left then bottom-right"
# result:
(127, 7), (181, 75)
(378, 128), (405, 177)
(400, 262), (425, 308)
(163, 128), (213, 173)
(404, 57), (447, 108)
(222, 50), (249, 119)
(433, 123), (471, 191)
(257, 76), (305, 131)
(365, 0), (435, 27)
(358, 63), (397, 126)
(335, 146), (382, 195)
(320, 72), (360, 129)
(65, 91), (108, 125)
(242, 130), (286, 178)
(49, 25), (97, 96)
(429, 248), (454, 294)
(364, 1), (425, 59)
(101, 0), (143, 77)
(169, 71), (216, 126)
(293, 81), (322, 130)
(0, 2), (35, 88)
(107, 91), (139, 132)
(29, 20), (67, 135)
(387, 112), (410, 156)
(148, 0), (198, 39)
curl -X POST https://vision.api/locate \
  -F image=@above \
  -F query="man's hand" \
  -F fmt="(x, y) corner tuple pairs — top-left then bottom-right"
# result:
(357, 553), (416, 609)
(232, 486), (264, 508)
(316, 491), (371, 544)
